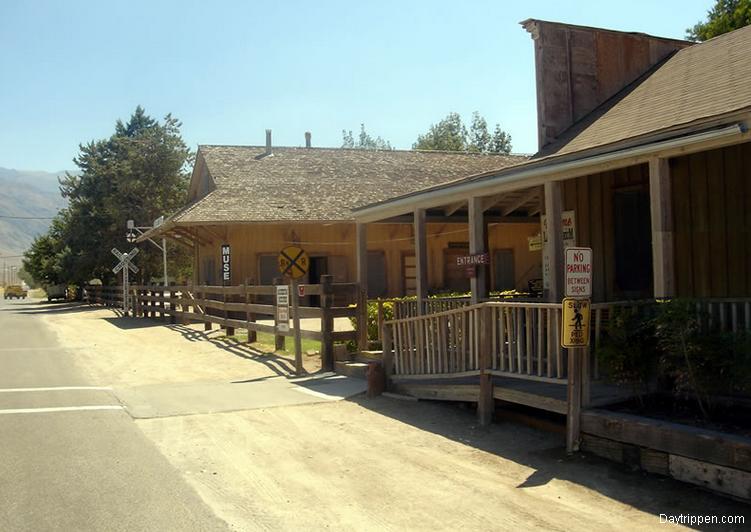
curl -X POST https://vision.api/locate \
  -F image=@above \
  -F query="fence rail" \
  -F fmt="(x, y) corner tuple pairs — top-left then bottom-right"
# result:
(84, 278), (363, 371)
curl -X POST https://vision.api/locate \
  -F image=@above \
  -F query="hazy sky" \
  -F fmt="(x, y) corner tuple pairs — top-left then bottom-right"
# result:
(0, 0), (711, 172)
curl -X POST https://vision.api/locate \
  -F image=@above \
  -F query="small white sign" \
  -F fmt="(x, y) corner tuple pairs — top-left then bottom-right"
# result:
(565, 247), (593, 298)
(276, 285), (290, 332)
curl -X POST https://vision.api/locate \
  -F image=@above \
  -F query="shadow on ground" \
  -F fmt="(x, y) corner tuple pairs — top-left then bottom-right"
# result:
(0, 300), (102, 316)
(348, 395), (750, 529)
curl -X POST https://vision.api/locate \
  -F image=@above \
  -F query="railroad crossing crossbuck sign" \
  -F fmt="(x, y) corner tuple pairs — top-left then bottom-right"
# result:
(112, 247), (139, 315)
(278, 246), (309, 279)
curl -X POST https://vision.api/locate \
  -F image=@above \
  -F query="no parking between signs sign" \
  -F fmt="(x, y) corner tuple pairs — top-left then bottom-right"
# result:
(565, 247), (592, 298)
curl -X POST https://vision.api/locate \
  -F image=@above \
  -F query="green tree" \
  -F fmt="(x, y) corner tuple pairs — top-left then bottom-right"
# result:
(413, 112), (512, 154)
(341, 124), (392, 150)
(687, 0), (751, 41)
(24, 107), (193, 286)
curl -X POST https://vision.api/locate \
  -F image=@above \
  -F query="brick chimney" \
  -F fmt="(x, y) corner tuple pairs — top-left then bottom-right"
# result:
(521, 19), (692, 149)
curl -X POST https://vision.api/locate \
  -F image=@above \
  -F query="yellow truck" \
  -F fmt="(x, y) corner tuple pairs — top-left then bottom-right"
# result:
(4, 285), (27, 299)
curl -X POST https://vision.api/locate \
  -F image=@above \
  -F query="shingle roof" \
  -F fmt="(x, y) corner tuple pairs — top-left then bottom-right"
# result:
(172, 146), (527, 223)
(537, 24), (751, 159)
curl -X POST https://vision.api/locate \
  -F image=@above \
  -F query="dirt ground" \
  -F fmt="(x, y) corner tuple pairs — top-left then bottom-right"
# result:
(40, 301), (749, 531)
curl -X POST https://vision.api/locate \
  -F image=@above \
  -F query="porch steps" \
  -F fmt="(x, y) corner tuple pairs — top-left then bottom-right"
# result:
(334, 360), (369, 379)
(355, 350), (383, 364)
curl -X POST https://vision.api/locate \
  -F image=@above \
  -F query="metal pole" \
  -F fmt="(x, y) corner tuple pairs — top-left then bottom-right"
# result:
(291, 278), (303, 375)
(123, 266), (128, 316)
(162, 238), (168, 286)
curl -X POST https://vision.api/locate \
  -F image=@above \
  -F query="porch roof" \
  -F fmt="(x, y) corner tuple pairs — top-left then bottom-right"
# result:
(354, 24), (751, 222)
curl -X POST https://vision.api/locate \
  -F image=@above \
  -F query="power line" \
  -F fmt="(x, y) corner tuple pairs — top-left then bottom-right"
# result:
(0, 215), (55, 220)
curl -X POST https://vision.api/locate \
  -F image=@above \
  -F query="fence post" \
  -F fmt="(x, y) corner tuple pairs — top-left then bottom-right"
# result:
(226, 286), (236, 337)
(202, 287), (212, 331)
(478, 305), (495, 426)
(272, 277), (285, 350)
(245, 280), (256, 343)
(377, 300), (384, 341)
(357, 286), (368, 353)
(168, 287), (176, 324)
(320, 274), (334, 372)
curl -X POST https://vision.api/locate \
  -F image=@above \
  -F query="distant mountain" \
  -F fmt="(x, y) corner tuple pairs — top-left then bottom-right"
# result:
(0, 167), (68, 268)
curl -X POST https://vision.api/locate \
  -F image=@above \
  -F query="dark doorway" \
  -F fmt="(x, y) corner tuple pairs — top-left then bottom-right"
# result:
(307, 256), (328, 306)
(493, 249), (515, 292)
(613, 189), (653, 297)
(444, 245), (470, 294)
(367, 251), (387, 298)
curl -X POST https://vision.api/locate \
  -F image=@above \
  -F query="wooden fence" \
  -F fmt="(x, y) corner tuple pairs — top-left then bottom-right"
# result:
(84, 277), (362, 371)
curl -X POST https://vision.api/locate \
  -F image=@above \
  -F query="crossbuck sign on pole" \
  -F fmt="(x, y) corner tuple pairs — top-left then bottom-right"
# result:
(112, 247), (139, 315)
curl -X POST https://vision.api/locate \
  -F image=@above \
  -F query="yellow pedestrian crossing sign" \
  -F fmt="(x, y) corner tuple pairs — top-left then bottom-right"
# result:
(561, 298), (591, 348)
(278, 246), (309, 279)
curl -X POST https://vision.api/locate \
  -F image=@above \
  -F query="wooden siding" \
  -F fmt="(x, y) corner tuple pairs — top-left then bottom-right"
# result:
(193, 221), (541, 297)
(672, 141), (751, 298)
(563, 164), (650, 302)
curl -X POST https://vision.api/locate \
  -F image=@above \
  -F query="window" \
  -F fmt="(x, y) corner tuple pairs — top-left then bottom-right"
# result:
(613, 189), (652, 296)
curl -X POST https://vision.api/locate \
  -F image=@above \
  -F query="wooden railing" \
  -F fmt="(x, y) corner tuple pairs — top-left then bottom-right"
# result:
(384, 301), (565, 380)
(84, 278), (363, 371)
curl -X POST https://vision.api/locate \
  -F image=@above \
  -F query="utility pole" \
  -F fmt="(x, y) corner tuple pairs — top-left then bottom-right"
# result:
(126, 217), (168, 286)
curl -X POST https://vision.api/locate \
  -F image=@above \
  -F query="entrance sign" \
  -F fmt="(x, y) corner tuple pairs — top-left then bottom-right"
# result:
(561, 298), (591, 348)
(455, 253), (489, 266)
(221, 244), (231, 284)
(276, 285), (290, 332)
(565, 247), (593, 298)
(278, 246), (309, 279)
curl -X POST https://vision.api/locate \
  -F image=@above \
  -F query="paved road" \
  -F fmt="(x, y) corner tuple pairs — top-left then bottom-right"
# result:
(0, 298), (228, 531)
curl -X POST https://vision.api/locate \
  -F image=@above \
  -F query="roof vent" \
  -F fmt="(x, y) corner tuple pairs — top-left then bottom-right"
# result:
(305, 131), (311, 148)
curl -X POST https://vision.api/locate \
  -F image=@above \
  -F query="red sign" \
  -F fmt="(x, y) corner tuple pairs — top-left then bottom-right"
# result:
(565, 247), (593, 298)
(456, 253), (489, 267)
(298, 285), (305, 298)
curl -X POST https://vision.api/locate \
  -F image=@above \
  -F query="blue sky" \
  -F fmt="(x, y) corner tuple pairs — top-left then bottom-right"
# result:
(0, 0), (711, 172)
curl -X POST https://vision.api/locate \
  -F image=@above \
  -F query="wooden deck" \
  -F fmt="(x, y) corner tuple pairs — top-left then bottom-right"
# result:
(390, 374), (631, 415)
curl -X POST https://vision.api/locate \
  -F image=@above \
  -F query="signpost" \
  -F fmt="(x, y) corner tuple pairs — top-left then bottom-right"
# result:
(112, 247), (139, 316)
(278, 246), (310, 375)
(560, 244), (591, 455)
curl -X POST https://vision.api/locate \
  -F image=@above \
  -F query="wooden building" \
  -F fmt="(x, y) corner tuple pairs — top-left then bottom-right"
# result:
(139, 137), (542, 297)
(354, 20), (751, 304)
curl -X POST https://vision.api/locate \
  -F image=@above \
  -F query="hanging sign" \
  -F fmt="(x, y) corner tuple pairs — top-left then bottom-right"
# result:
(565, 247), (593, 298)
(221, 244), (231, 284)
(542, 210), (577, 290)
(276, 285), (290, 332)
(561, 298), (591, 348)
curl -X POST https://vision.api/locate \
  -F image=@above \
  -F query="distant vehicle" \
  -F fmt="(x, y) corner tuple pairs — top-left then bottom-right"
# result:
(4, 285), (27, 299)
(45, 284), (67, 302)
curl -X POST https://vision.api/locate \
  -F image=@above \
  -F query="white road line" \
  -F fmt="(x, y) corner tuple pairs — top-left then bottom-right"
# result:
(0, 405), (125, 415)
(0, 386), (112, 393)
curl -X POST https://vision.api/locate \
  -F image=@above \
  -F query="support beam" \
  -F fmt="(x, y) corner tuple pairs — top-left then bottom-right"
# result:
(414, 208), (428, 314)
(544, 181), (564, 302)
(468, 197), (488, 304)
(501, 187), (540, 216)
(443, 200), (465, 217)
(355, 222), (369, 352)
(649, 157), (676, 298)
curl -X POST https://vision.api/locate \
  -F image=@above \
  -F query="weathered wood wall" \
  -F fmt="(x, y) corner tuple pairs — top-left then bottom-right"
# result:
(672, 141), (751, 298)
(563, 164), (650, 302)
(193, 221), (541, 297)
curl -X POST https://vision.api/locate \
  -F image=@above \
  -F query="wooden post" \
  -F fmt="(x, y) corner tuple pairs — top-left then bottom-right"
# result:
(272, 277), (285, 350)
(226, 287), (236, 337)
(468, 197), (488, 305)
(478, 305), (494, 426)
(320, 274), (334, 372)
(414, 208), (428, 315)
(245, 280), (256, 343)
(291, 279), (303, 375)
(169, 288), (176, 324)
(382, 322), (394, 390)
(202, 288), (212, 331)
(544, 181), (564, 303)
(566, 346), (583, 453)
(356, 222), (369, 353)
(649, 157), (675, 298)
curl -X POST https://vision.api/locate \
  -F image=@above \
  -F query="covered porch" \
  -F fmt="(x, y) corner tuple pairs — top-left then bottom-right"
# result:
(353, 122), (751, 451)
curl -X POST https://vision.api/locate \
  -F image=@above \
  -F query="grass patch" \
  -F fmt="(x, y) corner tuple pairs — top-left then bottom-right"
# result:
(222, 330), (321, 355)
